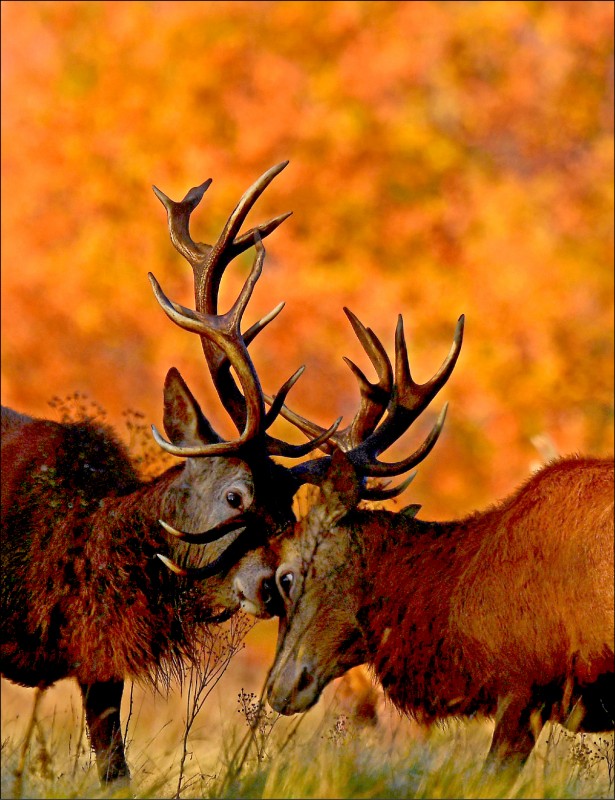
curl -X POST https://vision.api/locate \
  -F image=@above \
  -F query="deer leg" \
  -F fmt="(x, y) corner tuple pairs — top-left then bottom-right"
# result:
(79, 679), (129, 785)
(486, 695), (545, 769)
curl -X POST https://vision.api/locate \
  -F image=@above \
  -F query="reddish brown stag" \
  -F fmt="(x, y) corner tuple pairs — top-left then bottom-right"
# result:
(239, 309), (614, 769)
(0, 163), (338, 785)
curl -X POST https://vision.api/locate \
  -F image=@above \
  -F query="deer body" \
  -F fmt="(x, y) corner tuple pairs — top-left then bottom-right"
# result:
(1, 406), (287, 781)
(264, 454), (614, 765)
(228, 285), (614, 768)
(1, 410), (284, 687)
(364, 458), (614, 741)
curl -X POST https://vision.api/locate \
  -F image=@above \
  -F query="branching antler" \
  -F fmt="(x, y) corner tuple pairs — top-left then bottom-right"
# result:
(276, 309), (465, 499)
(153, 163), (292, 430)
(149, 164), (341, 573)
(150, 164), (340, 459)
(344, 312), (464, 476)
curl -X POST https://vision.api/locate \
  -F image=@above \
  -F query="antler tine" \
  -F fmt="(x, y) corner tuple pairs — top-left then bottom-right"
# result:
(361, 470), (418, 501)
(266, 416), (343, 459)
(262, 392), (334, 452)
(147, 244), (267, 456)
(258, 364), (344, 458)
(262, 307), (395, 456)
(238, 301), (286, 350)
(421, 313), (465, 398)
(264, 366), (306, 429)
(339, 307), (393, 448)
(195, 161), (291, 315)
(343, 313), (464, 477)
(152, 180), (213, 267)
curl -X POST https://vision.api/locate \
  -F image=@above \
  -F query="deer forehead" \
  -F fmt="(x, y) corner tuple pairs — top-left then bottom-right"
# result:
(184, 456), (254, 492)
(276, 522), (350, 584)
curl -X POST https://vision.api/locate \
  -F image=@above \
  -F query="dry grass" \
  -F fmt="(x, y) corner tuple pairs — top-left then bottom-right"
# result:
(1, 619), (613, 799)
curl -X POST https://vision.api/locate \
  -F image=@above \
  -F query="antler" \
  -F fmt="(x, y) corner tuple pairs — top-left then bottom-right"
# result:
(153, 162), (291, 430)
(148, 235), (339, 457)
(150, 164), (340, 459)
(149, 165), (344, 576)
(343, 312), (464, 476)
(264, 308), (393, 456)
(276, 309), (464, 499)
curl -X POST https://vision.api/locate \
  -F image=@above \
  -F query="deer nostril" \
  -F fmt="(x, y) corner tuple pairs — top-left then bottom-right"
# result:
(296, 666), (314, 694)
(261, 579), (272, 605)
(262, 577), (284, 616)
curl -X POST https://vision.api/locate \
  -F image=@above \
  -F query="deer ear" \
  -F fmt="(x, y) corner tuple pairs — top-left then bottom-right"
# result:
(321, 448), (361, 523)
(162, 367), (221, 447)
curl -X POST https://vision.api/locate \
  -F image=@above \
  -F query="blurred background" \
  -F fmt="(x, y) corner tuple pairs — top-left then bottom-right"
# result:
(2, 1), (613, 520)
(1, 2), (613, 788)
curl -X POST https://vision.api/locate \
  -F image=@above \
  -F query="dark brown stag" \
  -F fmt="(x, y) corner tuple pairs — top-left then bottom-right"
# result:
(0, 163), (337, 785)
(239, 309), (614, 769)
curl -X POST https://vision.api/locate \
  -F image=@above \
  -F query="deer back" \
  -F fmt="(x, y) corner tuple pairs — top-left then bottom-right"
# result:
(0, 411), (160, 686)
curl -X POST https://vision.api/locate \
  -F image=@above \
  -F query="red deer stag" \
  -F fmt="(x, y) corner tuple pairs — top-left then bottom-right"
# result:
(0, 163), (338, 785)
(238, 308), (614, 769)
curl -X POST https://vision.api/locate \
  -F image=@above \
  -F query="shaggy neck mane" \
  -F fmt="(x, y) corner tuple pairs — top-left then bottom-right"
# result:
(2, 417), (208, 689)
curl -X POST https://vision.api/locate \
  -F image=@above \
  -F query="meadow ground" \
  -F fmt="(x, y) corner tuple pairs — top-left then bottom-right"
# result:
(1, 617), (612, 800)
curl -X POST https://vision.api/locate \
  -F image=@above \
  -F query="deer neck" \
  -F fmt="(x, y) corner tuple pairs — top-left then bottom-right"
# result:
(90, 465), (182, 543)
(354, 509), (494, 720)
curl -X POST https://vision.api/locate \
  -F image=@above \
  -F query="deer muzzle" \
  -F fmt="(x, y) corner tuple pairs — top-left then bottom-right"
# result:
(232, 568), (280, 618)
(266, 657), (321, 715)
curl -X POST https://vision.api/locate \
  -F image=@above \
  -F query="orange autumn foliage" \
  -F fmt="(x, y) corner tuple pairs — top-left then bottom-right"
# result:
(1, 0), (613, 519)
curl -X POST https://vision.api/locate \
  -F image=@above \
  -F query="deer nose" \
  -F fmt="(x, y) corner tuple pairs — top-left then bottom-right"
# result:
(261, 577), (284, 617)
(233, 565), (280, 618)
(267, 662), (319, 714)
(296, 665), (315, 693)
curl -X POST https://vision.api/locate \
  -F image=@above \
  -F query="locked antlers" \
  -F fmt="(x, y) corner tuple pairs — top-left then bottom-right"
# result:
(149, 161), (464, 575)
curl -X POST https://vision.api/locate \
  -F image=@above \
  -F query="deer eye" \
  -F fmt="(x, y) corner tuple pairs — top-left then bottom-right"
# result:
(226, 491), (243, 509)
(278, 571), (294, 600)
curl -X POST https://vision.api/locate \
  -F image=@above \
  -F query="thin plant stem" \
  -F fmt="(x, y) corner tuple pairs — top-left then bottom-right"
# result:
(13, 687), (44, 800)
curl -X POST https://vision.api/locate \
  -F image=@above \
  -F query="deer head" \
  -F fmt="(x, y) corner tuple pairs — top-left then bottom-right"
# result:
(148, 163), (340, 588)
(263, 310), (463, 712)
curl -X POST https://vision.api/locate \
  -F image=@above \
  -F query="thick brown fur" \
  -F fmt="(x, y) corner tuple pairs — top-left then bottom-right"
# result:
(264, 455), (614, 766)
(2, 415), (186, 688)
(1, 406), (294, 783)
